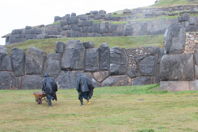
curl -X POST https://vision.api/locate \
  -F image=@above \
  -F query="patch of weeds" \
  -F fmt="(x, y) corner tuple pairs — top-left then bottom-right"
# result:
(137, 129), (155, 132)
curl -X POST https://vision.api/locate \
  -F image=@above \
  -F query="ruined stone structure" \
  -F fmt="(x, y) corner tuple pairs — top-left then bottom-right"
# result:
(3, 5), (198, 45)
(1, 15), (198, 90)
(0, 40), (161, 89)
(2, 5), (198, 91)
(160, 18), (198, 91)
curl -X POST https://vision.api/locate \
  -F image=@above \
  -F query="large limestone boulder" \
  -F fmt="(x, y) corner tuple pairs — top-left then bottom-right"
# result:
(139, 56), (157, 76)
(195, 65), (198, 79)
(0, 71), (17, 89)
(102, 75), (131, 86)
(45, 24), (61, 35)
(132, 77), (154, 85)
(178, 13), (190, 22)
(110, 47), (127, 75)
(83, 42), (95, 49)
(160, 81), (190, 91)
(190, 80), (198, 91)
(44, 53), (61, 77)
(93, 71), (109, 82)
(85, 48), (99, 71)
(61, 40), (85, 70)
(160, 54), (194, 81)
(194, 53), (198, 65)
(55, 41), (65, 54)
(0, 52), (12, 71)
(164, 24), (186, 54)
(11, 48), (25, 76)
(98, 43), (110, 70)
(21, 75), (43, 89)
(56, 71), (92, 89)
(25, 48), (47, 75)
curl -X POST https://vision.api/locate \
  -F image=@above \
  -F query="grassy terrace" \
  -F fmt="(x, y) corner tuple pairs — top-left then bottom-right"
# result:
(129, 15), (178, 22)
(6, 35), (163, 53)
(1, 84), (198, 132)
(153, 0), (198, 7)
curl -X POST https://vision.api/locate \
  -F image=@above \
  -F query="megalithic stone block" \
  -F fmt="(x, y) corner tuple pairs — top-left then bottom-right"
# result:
(61, 40), (85, 70)
(164, 24), (186, 54)
(25, 47), (47, 75)
(0, 71), (17, 89)
(110, 47), (127, 75)
(98, 43), (110, 70)
(85, 48), (99, 72)
(160, 54), (194, 81)
(11, 48), (25, 76)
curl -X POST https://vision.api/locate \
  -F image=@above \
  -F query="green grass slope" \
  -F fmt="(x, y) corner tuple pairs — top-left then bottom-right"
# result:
(1, 85), (198, 132)
(153, 0), (198, 7)
(6, 35), (163, 53)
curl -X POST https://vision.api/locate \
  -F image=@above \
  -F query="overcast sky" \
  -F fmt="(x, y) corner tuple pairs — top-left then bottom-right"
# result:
(0, 0), (156, 45)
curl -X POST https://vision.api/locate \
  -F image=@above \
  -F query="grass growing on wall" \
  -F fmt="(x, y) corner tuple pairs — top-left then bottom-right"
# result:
(6, 35), (163, 53)
(1, 84), (198, 131)
(153, 0), (198, 7)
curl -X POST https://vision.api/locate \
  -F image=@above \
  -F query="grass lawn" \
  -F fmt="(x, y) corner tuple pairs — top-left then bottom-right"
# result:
(6, 35), (163, 53)
(1, 84), (198, 132)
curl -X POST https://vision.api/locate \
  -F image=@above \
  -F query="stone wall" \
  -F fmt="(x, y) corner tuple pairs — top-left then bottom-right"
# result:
(3, 5), (198, 45)
(3, 18), (177, 45)
(0, 41), (161, 89)
(184, 32), (198, 53)
(160, 21), (198, 91)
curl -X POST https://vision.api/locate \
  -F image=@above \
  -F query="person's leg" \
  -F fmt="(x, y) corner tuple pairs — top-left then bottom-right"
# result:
(51, 93), (57, 101)
(46, 95), (52, 106)
(78, 93), (83, 105)
(83, 92), (91, 104)
(54, 93), (57, 101)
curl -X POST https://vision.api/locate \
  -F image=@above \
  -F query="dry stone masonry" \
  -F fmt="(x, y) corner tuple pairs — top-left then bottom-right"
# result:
(2, 5), (198, 91)
(1, 21), (198, 90)
(0, 41), (161, 89)
(160, 20), (198, 91)
(4, 5), (198, 45)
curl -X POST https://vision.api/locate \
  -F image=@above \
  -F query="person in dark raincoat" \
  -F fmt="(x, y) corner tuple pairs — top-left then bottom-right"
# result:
(42, 73), (58, 106)
(76, 75), (95, 105)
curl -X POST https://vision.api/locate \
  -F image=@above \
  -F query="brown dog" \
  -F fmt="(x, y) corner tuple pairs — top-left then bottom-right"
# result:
(33, 92), (46, 104)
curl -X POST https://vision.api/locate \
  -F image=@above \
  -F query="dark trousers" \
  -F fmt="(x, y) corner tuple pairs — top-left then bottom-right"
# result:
(78, 92), (91, 105)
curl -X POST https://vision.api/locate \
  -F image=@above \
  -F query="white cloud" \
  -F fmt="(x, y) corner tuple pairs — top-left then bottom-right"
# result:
(0, 0), (155, 45)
